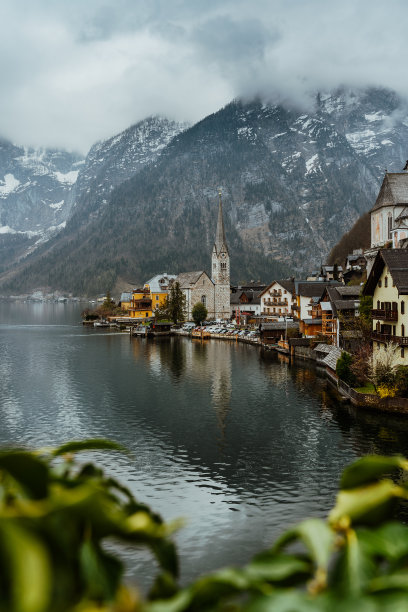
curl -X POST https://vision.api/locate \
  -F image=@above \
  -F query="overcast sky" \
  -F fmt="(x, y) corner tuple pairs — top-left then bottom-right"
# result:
(2, 0), (408, 154)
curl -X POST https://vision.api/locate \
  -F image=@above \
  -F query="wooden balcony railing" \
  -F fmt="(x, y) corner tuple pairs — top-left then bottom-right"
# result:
(371, 309), (398, 322)
(372, 331), (408, 345)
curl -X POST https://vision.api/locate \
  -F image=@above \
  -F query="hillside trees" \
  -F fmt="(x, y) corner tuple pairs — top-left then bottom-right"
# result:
(328, 212), (371, 266)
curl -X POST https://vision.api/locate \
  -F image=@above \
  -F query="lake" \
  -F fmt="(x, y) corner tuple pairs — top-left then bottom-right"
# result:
(2, 300), (408, 589)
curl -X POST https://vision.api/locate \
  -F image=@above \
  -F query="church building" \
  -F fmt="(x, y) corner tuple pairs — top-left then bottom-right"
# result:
(365, 166), (408, 274)
(176, 192), (231, 320)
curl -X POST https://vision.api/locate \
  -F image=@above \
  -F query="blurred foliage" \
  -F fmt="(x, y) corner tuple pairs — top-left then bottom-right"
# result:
(3, 443), (408, 611)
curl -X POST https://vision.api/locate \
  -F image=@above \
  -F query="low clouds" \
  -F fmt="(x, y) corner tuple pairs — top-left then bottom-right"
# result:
(1, 0), (408, 154)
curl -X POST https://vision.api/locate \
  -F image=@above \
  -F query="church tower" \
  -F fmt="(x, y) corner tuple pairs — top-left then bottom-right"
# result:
(211, 191), (230, 319)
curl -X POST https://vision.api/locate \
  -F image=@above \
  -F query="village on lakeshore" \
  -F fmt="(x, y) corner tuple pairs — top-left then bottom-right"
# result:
(12, 164), (408, 408)
(70, 167), (408, 409)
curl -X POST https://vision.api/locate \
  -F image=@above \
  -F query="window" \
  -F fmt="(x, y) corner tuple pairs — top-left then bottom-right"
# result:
(385, 276), (388, 287)
(378, 280), (382, 287)
(402, 324), (405, 337)
(377, 300), (380, 309)
(402, 348), (405, 359)
(145, 312), (148, 317)
(201, 295), (206, 306)
(221, 262), (227, 270)
(402, 302), (405, 315)
(388, 213), (392, 240)
(156, 295), (159, 301)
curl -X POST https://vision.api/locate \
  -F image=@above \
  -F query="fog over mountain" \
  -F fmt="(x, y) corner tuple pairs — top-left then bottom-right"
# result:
(1, 86), (407, 295)
(2, 1), (408, 153)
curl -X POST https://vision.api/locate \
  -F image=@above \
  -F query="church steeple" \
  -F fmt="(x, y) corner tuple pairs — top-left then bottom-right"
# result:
(214, 190), (228, 255)
(211, 191), (230, 319)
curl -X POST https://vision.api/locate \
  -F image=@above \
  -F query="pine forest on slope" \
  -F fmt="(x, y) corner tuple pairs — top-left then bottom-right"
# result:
(1, 87), (408, 295)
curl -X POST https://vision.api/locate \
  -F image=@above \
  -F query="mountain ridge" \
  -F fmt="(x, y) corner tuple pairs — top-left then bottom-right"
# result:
(1, 87), (408, 295)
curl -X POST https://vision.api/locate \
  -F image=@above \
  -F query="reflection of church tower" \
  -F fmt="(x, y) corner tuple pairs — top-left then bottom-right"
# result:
(209, 343), (232, 449)
(211, 191), (230, 319)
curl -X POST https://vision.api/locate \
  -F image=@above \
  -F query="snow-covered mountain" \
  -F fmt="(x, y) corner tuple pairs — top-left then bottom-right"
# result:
(68, 116), (188, 228)
(0, 141), (83, 270)
(2, 87), (408, 294)
(0, 117), (187, 274)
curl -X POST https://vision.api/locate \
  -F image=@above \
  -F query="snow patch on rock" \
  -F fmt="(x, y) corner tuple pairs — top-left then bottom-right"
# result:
(54, 170), (79, 185)
(0, 174), (20, 197)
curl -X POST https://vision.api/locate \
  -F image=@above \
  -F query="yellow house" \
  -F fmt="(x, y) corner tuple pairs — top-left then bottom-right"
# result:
(364, 249), (408, 364)
(129, 288), (153, 320)
(128, 273), (177, 320)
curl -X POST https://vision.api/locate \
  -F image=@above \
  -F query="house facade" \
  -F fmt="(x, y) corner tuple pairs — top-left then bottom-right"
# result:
(294, 281), (342, 337)
(364, 249), (408, 365)
(176, 271), (215, 319)
(259, 280), (295, 319)
(318, 286), (361, 348)
(129, 287), (153, 319)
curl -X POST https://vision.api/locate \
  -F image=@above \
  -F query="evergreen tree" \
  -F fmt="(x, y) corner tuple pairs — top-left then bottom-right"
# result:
(167, 282), (186, 325)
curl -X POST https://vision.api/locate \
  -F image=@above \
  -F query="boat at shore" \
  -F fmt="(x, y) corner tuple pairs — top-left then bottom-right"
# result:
(192, 328), (211, 339)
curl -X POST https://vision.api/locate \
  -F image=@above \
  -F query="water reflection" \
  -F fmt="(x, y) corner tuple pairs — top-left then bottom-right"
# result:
(4, 301), (408, 587)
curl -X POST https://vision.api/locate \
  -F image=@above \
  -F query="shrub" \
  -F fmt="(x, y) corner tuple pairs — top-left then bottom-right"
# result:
(395, 365), (408, 397)
(336, 351), (356, 386)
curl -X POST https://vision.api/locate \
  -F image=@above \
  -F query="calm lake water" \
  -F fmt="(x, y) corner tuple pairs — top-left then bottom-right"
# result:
(2, 300), (408, 589)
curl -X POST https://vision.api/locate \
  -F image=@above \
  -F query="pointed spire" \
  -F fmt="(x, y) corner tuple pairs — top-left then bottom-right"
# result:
(215, 190), (228, 254)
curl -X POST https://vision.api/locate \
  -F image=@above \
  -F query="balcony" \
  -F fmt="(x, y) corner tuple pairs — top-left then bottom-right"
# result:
(372, 331), (408, 346)
(371, 309), (398, 322)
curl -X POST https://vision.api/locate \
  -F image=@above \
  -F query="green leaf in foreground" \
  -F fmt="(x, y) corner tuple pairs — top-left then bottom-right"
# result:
(0, 522), (51, 612)
(340, 455), (408, 490)
(52, 438), (126, 456)
(330, 529), (376, 598)
(329, 480), (403, 526)
(273, 518), (335, 570)
(0, 451), (49, 499)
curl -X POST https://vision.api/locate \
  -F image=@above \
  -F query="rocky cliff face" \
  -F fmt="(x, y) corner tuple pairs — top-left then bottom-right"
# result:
(0, 117), (187, 275)
(1, 87), (408, 294)
(0, 141), (83, 272)
(68, 116), (188, 228)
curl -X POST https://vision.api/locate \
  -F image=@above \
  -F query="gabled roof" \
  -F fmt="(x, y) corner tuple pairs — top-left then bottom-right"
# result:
(321, 346), (342, 371)
(259, 278), (295, 298)
(371, 172), (408, 212)
(364, 249), (408, 296)
(176, 271), (213, 287)
(230, 291), (243, 305)
(261, 322), (299, 331)
(323, 286), (360, 317)
(295, 280), (342, 298)
(120, 292), (132, 302)
(314, 343), (331, 354)
(336, 286), (361, 297)
(145, 273), (177, 293)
